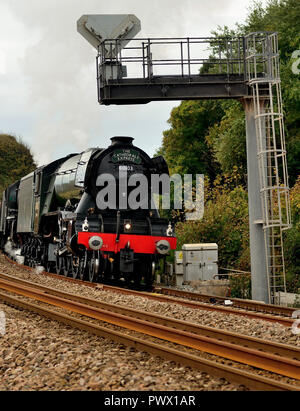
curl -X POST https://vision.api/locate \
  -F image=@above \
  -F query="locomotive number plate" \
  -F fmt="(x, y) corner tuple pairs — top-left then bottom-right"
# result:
(119, 165), (134, 171)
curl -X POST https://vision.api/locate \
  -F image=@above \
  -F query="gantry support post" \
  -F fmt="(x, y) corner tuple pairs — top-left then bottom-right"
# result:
(244, 98), (270, 304)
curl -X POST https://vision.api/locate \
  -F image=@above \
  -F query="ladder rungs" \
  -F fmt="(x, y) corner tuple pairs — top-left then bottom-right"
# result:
(251, 70), (289, 299)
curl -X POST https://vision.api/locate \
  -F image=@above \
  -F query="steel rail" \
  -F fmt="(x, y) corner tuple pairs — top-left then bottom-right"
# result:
(155, 286), (296, 317)
(2, 255), (296, 327)
(0, 272), (299, 362)
(0, 291), (298, 392)
(100, 284), (296, 327)
(0, 276), (299, 380)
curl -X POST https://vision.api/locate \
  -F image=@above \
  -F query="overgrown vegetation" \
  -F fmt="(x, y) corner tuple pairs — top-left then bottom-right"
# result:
(159, 0), (300, 293)
(284, 176), (300, 292)
(175, 173), (250, 270)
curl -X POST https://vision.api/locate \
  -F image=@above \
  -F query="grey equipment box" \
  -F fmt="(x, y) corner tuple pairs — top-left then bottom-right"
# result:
(182, 243), (218, 282)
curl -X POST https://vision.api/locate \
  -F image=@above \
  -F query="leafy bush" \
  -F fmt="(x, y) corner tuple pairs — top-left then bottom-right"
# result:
(175, 173), (250, 270)
(284, 176), (300, 292)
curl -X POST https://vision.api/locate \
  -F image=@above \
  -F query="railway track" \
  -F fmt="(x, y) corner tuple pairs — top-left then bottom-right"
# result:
(155, 287), (297, 318)
(0, 272), (299, 391)
(3, 255), (297, 328)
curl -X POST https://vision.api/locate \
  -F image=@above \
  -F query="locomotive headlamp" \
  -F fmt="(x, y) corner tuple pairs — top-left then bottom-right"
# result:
(156, 240), (171, 255)
(88, 236), (103, 251)
(166, 223), (173, 237)
(124, 220), (132, 232)
(82, 218), (89, 232)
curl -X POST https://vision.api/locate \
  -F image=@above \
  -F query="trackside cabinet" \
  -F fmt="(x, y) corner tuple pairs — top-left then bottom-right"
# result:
(182, 243), (218, 282)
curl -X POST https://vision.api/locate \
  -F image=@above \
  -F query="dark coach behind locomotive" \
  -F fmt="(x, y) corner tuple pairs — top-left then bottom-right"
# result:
(0, 137), (177, 287)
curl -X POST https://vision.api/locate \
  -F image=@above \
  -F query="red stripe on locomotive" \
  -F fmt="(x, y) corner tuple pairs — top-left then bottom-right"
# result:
(78, 232), (177, 254)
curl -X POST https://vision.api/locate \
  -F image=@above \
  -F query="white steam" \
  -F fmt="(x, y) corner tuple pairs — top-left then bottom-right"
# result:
(4, 241), (25, 265)
(34, 266), (45, 275)
(5, 241), (46, 271)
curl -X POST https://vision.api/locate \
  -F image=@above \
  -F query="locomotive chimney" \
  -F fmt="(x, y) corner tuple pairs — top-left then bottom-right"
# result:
(110, 136), (134, 146)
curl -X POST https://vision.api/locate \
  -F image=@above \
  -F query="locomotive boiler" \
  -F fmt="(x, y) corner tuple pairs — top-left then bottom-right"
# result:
(0, 137), (177, 287)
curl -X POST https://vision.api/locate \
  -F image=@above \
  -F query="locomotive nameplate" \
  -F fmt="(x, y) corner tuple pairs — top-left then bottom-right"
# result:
(111, 149), (141, 164)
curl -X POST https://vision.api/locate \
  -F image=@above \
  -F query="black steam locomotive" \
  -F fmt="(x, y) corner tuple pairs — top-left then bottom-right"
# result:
(0, 137), (177, 287)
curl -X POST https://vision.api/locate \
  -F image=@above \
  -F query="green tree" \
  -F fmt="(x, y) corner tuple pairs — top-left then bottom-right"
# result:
(159, 0), (300, 282)
(161, 100), (225, 181)
(211, 0), (300, 185)
(0, 134), (36, 192)
(206, 101), (247, 184)
(243, 0), (300, 185)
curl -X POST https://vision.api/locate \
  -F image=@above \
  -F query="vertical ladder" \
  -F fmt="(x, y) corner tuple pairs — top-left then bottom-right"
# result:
(245, 32), (291, 304)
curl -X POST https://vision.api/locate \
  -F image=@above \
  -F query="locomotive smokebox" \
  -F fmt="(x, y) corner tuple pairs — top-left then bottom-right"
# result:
(111, 136), (134, 146)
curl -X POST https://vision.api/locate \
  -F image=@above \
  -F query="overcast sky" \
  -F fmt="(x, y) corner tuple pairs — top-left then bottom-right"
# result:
(0, 0), (268, 166)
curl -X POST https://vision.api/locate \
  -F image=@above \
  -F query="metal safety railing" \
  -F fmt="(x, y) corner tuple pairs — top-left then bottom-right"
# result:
(97, 36), (247, 83)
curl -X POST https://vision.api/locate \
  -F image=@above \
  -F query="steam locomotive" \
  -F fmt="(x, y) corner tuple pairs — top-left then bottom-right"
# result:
(0, 137), (177, 287)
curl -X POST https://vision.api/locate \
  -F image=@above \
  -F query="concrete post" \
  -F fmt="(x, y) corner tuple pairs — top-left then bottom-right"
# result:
(243, 98), (270, 304)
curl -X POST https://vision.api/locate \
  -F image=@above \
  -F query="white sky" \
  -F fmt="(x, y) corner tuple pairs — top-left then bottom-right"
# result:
(0, 0), (268, 165)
